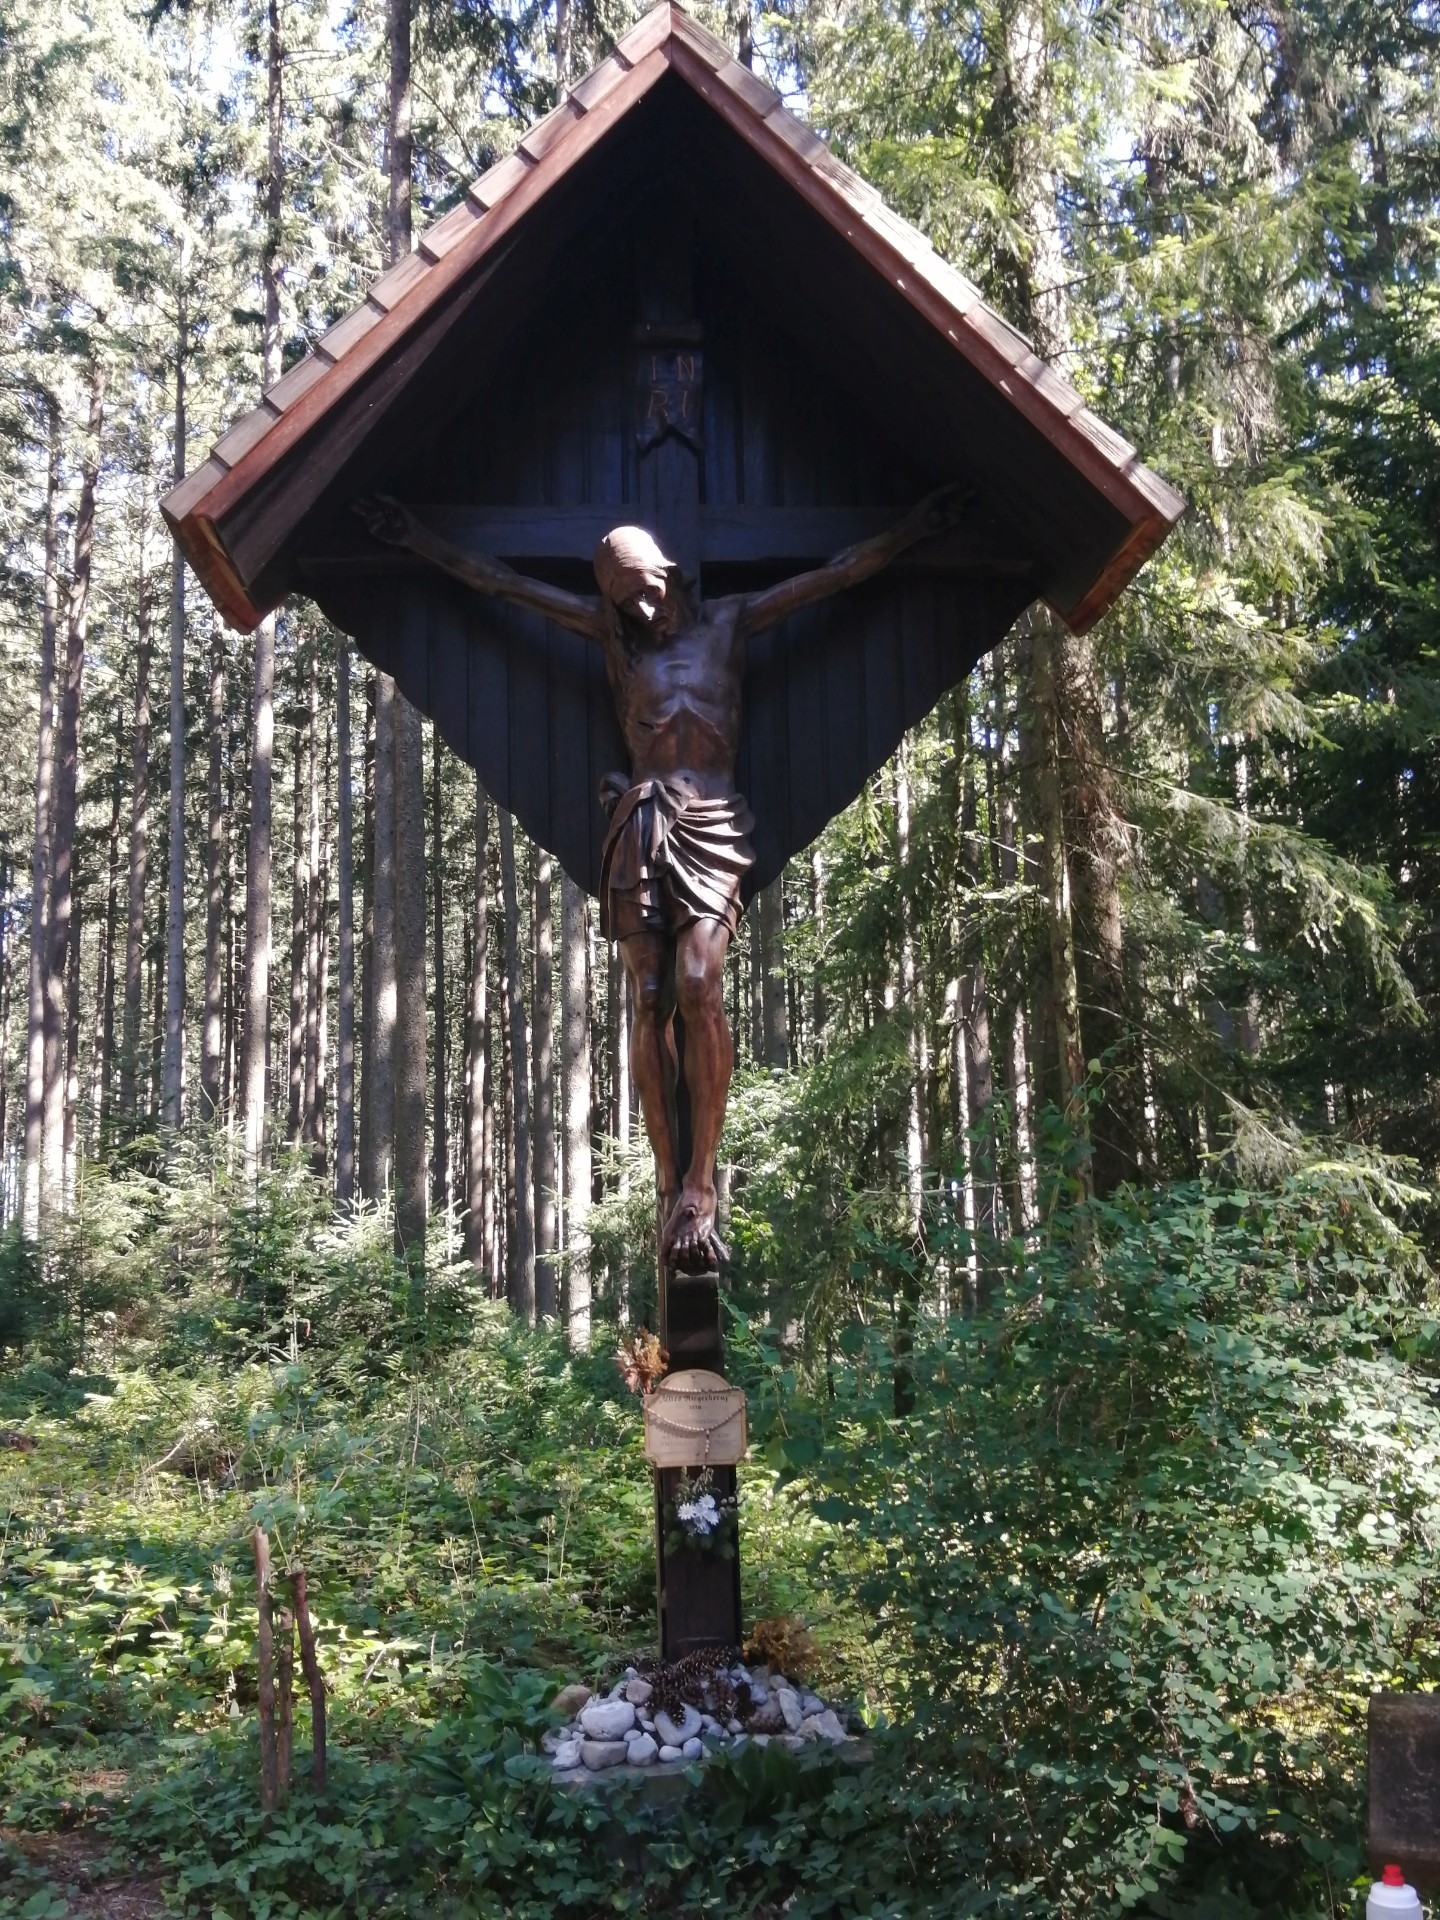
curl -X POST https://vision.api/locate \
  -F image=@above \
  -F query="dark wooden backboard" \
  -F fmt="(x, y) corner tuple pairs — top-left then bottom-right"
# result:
(295, 99), (1041, 899)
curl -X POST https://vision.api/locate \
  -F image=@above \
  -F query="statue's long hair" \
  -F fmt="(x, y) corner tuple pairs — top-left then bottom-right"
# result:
(602, 564), (698, 682)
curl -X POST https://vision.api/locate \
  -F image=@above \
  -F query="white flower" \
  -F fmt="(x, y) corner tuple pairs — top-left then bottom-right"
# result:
(677, 1493), (720, 1537)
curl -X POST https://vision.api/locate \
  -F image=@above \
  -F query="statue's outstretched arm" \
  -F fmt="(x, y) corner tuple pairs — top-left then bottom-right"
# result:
(741, 483), (970, 638)
(354, 495), (607, 643)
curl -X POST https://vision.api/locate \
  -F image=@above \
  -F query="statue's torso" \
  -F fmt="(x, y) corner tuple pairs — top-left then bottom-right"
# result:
(609, 599), (744, 795)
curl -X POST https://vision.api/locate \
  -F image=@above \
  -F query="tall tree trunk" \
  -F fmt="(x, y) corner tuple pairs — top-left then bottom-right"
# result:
(464, 779), (489, 1268)
(555, 0), (571, 95)
(120, 553), (154, 1127)
(430, 727), (448, 1211)
(201, 612), (226, 1122)
(532, 849), (557, 1318)
(368, 671), (397, 1201)
(498, 808), (535, 1322)
(1025, 612), (1091, 1195)
(63, 886), (81, 1199)
(334, 640), (356, 1201)
(150, 826), (168, 1122)
(240, 0), (283, 1177)
(358, 678), (377, 1192)
(287, 713), (307, 1143)
(382, 0), (427, 1275)
(809, 847), (827, 1058)
(990, 646), (1035, 1237)
(895, 740), (925, 1243)
(1062, 630), (1140, 1191)
(611, 939), (630, 1154)
(305, 668), (326, 1136)
(483, 960), (498, 1292)
(223, 752), (237, 1126)
(24, 396), (61, 1235)
(95, 752), (122, 1147)
(560, 872), (591, 1350)
(392, 695), (427, 1270)
(313, 755), (331, 1170)
(303, 659), (322, 1142)
(756, 876), (788, 1068)
(162, 283), (188, 1131)
(43, 361), (104, 1216)
(0, 869), (12, 1210)
(956, 705), (998, 1259)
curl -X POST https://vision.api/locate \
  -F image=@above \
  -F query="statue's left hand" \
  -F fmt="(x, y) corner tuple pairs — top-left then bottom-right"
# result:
(352, 492), (416, 546)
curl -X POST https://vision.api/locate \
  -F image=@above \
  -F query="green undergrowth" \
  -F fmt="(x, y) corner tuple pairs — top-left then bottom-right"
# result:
(3, 1141), (1440, 1915)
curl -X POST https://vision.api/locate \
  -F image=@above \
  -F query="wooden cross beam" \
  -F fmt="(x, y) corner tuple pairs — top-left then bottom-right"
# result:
(302, 505), (1034, 581)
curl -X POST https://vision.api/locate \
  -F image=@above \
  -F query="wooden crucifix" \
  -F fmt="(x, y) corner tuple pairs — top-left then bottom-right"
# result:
(161, 1), (1182, 1663)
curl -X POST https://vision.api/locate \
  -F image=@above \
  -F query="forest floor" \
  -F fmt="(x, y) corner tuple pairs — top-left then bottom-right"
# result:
(0, 1301), (872, 1919)
(4, 1154), (1435, 1917)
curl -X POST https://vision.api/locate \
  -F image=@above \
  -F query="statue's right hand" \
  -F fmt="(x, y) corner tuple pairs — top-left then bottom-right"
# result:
(352, 492), (415, 546)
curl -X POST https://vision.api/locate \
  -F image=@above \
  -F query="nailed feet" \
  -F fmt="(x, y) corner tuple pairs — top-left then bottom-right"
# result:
(661, 1184), (727, 1274)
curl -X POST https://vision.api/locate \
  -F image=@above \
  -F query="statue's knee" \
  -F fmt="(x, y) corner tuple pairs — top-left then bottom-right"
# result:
(675, 953), (721, 1019)
(633, 972), (666, 1018)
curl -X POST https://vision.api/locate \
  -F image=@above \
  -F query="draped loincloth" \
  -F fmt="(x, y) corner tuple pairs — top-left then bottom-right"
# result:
(599, 778), (755, 941)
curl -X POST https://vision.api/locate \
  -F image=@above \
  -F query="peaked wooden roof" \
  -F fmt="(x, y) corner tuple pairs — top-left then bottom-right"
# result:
(163, 0), (1183, 635)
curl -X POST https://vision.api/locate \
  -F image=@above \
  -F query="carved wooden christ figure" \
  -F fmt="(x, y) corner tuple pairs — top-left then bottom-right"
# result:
(357, 486), (964, 1272)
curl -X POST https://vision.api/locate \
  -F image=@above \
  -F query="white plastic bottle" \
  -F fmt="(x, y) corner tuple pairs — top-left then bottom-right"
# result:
(1368, 1865), (1424, 1920)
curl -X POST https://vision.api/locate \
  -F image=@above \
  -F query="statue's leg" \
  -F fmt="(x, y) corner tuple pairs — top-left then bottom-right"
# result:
(621, 930), (681, 1221)
(663, 917), (732, 1272)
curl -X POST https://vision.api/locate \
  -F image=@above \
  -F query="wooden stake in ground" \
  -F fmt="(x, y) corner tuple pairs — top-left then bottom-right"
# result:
(290, 1566), (327, 1792)
(251, 1525), (278, 1811)
(275, 1598), (295, 1803)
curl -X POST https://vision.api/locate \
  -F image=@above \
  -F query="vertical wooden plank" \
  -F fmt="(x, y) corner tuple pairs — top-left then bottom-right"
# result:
(863, 583), (905, 780)
(427, 587), (469, 769)
(548, 623), (594, 892)
(822, 597), (867, 853)
(739, 315), (779, 510)
(507, 606), (553, 853)
(782, 603), (828, 862)
(465, 591), (511, 826)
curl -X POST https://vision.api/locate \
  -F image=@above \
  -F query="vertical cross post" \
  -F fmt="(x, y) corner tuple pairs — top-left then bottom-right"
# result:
(635, 200), (742, 1661)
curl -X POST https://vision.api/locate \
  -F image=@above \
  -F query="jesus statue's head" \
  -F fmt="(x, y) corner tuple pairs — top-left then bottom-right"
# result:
(593, 525), (687, 636)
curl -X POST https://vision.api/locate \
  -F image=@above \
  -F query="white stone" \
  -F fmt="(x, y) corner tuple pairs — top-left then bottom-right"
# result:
(625, 1666), (637, 1678)
(639, 1713), (655, 1732)
(681, 1736), (702, 1760)
(700, 1713), (721, 1736)
(654, 1704), (702, 1747)
(580, 1698), (636, 1741)
(776, 1687), (803, 1732)
(541, 1728), (565, 1754)
(581, 1739), (628, 1771)
(658, 1743), (684, 1763)
(626, 1732), (659, 1766)
(805, 1708), (847, 1743)
(779, 1734), (806, 1752)
(552, 1738), (582, 1769)
(624, 1677), (653, 1706)
(726, 1717), (743, 1734)
(801, 1692), (825, 1715)
(753, 1733), (771, 1748)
